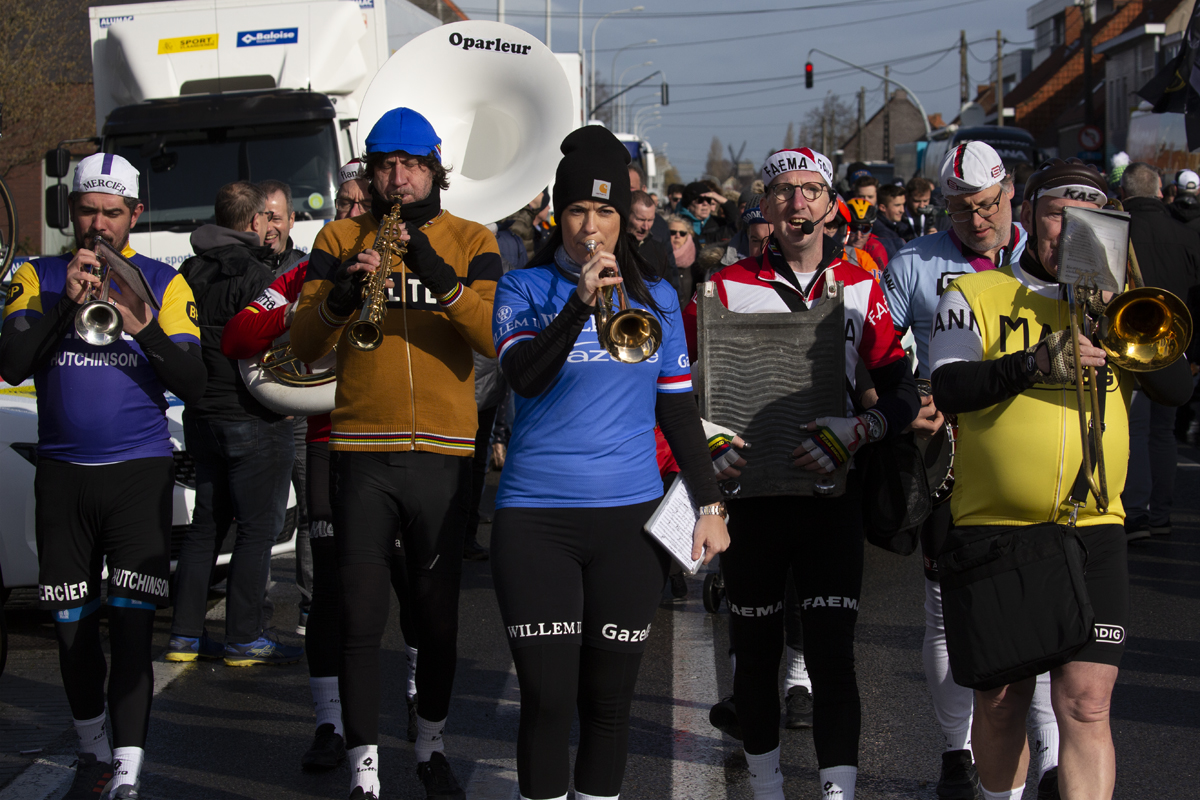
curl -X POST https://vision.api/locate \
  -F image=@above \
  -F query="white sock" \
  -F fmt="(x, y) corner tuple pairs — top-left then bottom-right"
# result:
(575, 793), (619, 799)
(349, 744), (380, 795)
(923, 579), (975, 754)
(414, 714), (446, 763)
(74, 713), (111, 762)
(980, 786), (1024, 800)
(945, 724), (972, 753)
(744, 746), (784, 800)
(310, 676), (342, 735)
(405, 645), (419, 700)
(819, 765), (857, 800)
(110, 746), (143, 789)
(1030, 723), (1059, 781)
(784, 646), (811, 693)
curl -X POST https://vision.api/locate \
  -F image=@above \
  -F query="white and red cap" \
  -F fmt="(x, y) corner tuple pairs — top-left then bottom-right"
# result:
(761, 148), (835, 188)
(73, 153), (139, 199)
(338, 159), (365, 185)
(940, 141), (1006, 196)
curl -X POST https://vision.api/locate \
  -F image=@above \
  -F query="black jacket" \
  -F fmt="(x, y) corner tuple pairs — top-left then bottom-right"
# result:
(1124, 196), (1200, 356)
(262, 236), (307, 278)
(872, 217), (906, 259)
(1168, 194), (1200, 231)
(180, 225), (281, 421)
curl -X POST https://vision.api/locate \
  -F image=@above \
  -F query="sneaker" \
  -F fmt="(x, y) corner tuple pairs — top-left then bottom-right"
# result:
(301, 723), (346, 772)
(224, 635), (304, 666)
(349, 789), (379, 800)
(416, 752), (465, 799)
(669, 573), (688, 601)
(104, 783), (139, 799)
(936, 749), (980, 800)
(708, 696), (742, 741)
(296, 609), (309, 636)
(463, 535), (489, 561)
(164, 631), (223, 663)
(1125, 524), (1151, 543)
(784, 685), (814, 729)
(63, 753), (113, 799)
(1037, 766), (1060, 800)
(407, 695), (419, 743)
(1150, 524), (1172, 536)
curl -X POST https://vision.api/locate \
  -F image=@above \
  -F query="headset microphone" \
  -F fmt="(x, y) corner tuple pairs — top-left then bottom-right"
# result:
(799, 220), (815, 235)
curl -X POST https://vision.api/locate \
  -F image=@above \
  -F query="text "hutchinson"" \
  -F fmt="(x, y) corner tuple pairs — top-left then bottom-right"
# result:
(448, 32), (532, 54)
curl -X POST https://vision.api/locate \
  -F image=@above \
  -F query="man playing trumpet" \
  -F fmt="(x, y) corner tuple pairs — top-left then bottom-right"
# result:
(0, 153), (205, 800)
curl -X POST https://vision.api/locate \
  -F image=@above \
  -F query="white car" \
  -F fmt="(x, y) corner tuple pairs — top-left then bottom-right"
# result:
(0, 381), (298, 599)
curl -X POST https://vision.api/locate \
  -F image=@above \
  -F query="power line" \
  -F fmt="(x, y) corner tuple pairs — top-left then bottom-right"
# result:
(589, 0), (988, 53)
(459, 0), (931, 20)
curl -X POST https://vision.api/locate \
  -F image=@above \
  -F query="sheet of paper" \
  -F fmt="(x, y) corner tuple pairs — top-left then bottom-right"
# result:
(644, 473), (706, 575)
(95, 239), (161, 310)
(1057, 206), (1130, 293)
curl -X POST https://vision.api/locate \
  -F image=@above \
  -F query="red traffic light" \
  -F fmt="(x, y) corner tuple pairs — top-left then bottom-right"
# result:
(805, 62), (813, 89)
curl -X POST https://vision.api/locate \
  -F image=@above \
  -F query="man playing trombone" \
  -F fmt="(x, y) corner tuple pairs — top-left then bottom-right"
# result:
(0, 153), (205, 800)
(928, 159), (1192, 800)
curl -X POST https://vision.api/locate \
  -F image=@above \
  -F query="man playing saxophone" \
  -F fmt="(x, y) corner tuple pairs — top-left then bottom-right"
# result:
(290, 107), (501, 800)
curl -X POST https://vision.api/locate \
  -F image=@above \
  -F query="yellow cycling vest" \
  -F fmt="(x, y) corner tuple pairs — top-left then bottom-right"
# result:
(944, 267), (1131, 528)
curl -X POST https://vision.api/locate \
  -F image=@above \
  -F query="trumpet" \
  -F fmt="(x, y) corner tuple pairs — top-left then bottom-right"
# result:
(1066, 208), (1192, 513)
(346, 204), (407, 351)
(75, 237), (123, 346)
(586, 239), (662, 364)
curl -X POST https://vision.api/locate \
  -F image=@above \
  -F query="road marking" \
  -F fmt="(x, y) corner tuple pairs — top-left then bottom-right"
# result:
(0, 602), (218, 800)
(672, 571), (728, 799)
(465, 665), (520, 800)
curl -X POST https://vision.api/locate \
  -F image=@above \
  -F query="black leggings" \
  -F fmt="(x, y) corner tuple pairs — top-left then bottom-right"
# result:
(491, 501), (669, 798)
(56, 606), (155, 749)
(332, 450), (469, 747)
(721, 477), (864, 767)
(305, 443), (419, 679)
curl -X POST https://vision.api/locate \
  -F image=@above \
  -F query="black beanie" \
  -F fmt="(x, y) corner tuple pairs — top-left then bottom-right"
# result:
(679, 181), (711, 209)
(553, 126), (632, 221)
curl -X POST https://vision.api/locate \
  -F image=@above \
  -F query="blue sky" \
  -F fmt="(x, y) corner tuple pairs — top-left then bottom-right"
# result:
(453, 0), (1034, 178)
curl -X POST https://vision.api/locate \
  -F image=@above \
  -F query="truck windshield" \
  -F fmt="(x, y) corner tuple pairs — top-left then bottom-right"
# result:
(109, 121), (339, 232)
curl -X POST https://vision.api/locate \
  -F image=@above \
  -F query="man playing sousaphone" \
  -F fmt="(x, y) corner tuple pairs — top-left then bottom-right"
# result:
(683, 148), (919, 800)
(290, 108), (501, 800)
(928, 159), (1192, 800)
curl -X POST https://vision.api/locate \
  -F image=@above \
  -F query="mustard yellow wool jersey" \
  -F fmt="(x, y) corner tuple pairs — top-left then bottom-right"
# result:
(290, 209), (500, 455)
(928, 261), (1131, 528)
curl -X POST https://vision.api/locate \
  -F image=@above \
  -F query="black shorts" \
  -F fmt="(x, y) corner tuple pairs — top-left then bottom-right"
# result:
(951, 522), (1129, 668)
(491, 501), (670, 653)
(35, 457), (174, 611)
(330, 450), (468, 573)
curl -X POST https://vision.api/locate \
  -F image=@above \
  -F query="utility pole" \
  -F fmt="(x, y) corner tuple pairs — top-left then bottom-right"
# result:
(883, 65), (891, 162)
(545, 0), (551, 48)
(1082, 0), (1094, 130)
(498, 0), (504, 22)
(995, 30), (1004, 127)
(857, 87), (865, 162)
(960, 30), (969, 108)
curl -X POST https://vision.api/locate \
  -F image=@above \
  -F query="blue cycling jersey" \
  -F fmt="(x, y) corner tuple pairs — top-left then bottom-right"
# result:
(492, 262), (691, 509)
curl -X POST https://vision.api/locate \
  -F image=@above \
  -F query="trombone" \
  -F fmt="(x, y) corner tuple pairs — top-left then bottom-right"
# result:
(586, 239), (662, 364)
(1066, 204), (1192, 512)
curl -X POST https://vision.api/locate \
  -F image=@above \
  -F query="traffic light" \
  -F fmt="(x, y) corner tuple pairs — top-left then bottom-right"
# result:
(805, 62), (813, 89)
(661, 82), (669, 106)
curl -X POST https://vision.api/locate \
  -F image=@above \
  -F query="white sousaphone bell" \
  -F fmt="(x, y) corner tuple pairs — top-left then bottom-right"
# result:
(240, 20), (576, 416)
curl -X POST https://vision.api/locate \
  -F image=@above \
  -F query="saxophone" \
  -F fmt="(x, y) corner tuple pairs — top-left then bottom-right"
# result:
(346, 203), (408, 351)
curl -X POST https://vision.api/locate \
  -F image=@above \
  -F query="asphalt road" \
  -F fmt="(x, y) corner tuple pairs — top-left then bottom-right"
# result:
(2, 458), (1198, 799)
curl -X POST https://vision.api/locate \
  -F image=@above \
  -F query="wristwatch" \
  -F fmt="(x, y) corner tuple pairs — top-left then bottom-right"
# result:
(698, 501), (727, 519)
(862, 409), (886, 442)
(1023, 347), (1044, 380)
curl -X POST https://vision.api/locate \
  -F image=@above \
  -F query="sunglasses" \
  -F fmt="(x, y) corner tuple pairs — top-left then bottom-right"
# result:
(849, 224), (873, 233)
(669, 230), (690, 238)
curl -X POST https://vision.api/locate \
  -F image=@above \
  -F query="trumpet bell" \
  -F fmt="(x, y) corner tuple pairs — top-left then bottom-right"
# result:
(602, 309), (662, 364)
(1101, 287), (1193, 372)
(260, 345), (337, 388)
(75, 301), (123, 347)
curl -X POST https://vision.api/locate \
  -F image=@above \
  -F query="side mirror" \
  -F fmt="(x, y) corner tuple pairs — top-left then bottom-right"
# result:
(45, 148), (72, 179)
(46, 184), (70, 230)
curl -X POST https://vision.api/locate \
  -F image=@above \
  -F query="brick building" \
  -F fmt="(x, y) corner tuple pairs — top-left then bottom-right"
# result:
(840, 90), (931, 165)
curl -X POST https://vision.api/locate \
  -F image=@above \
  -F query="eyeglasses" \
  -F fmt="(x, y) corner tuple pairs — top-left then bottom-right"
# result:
(948, 190), (1005, 223)
(336, 197), (368, 211)
(768, 182), (828, 202)
(669, 230), (690, 238)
